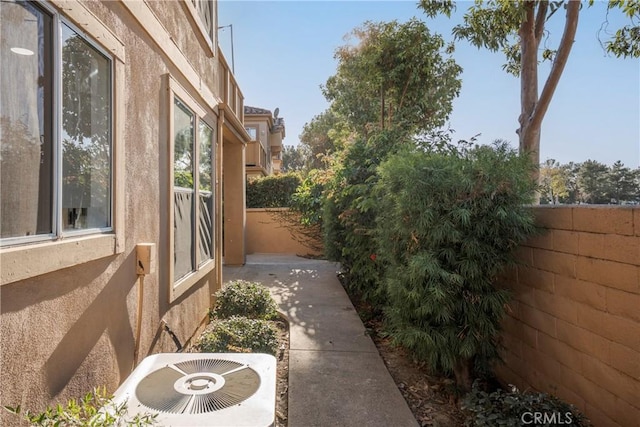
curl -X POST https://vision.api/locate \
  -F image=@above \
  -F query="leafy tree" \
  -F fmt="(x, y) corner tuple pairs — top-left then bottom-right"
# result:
(320, 19), (463, 302)
(607, 160), (637, 203)
(560, 161), (581, 203)
(281, 144), (307, 172)
(539, 158), (569, 204)
(298, 108), (347, 170)
(420, 0), (640, 182)
(606, 0), (640, 57)
(322, 18), (462, 138)
(577, 159), (610, 204)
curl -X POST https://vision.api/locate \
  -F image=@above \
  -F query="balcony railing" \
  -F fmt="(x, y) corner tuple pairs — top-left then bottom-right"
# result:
(218, 46), (244, 124)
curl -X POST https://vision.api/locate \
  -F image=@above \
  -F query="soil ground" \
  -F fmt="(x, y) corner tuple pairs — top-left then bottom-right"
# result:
(273, 318), (289, 427)
(354, 302), (466, 427)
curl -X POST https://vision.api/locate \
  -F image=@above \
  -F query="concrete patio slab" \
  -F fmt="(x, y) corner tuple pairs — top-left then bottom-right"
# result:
(223, 254), (418, 427)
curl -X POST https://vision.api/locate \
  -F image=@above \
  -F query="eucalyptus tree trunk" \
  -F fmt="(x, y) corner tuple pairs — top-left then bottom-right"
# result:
(518, 0), (580, 188)
(518, 1), (541, 183)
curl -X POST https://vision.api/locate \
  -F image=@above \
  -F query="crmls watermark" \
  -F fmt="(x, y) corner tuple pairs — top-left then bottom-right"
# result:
(521, 411), (573, 425)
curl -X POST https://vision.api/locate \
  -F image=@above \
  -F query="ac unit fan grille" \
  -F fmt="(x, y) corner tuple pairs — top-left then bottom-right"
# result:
(135, 358), (261, 414)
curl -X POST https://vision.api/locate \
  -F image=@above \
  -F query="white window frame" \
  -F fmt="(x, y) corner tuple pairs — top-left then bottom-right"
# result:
(167, 76), (217, 301)
(0, 0), (126, 285)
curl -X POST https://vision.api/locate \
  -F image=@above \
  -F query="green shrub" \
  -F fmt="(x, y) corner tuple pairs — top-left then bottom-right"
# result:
(323, 133), (404, 304)
(196, 316), (278, 355)
(261, 168), (330, 255)
(4, 387), (156, 426)
(211, 280), (278, 320)
(375, 141), (538, 390)
(291, 168), (328, 227)
(246, 173), (301, 208)
(463, 381), (590, 426)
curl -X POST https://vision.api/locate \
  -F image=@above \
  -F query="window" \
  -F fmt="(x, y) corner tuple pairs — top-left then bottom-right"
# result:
(172, 95), (215, 285)
(1, 1), (112, 246)
(190, 0), (214, 42)
(185, 0), (216, 56)
(245, 126), (257, 141)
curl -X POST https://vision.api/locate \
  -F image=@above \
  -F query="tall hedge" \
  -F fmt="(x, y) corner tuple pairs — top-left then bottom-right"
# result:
(323, 131), (408, 303)
(374, 142), (538, 390)
(246, 173), (301, 208)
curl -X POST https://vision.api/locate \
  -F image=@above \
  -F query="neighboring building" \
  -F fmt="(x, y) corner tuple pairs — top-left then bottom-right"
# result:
(0, 0), (249, 420)
(244, 106), (286, 179)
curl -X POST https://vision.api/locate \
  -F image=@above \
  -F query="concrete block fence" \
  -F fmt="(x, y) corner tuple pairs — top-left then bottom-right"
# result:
(245, 208), (323, 257)
(497, 206), (639, 427)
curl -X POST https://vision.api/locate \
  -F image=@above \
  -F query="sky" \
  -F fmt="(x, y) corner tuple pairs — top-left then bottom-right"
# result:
(218, 1), (640, 168)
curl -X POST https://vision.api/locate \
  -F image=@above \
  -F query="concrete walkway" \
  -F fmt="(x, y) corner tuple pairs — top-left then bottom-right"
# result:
(224, 254), (418, 427)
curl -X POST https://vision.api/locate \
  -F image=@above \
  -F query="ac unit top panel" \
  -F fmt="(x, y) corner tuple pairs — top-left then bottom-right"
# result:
(111, 353), (277, 426)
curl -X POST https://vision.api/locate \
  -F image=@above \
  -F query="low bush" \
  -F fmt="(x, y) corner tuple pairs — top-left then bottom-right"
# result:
(3, 387), (156, 426)
(196, 316), (278, 355)
(463, 381), (590, 426)
(211, 280), (278, 320)
(246, 173), (301, 208)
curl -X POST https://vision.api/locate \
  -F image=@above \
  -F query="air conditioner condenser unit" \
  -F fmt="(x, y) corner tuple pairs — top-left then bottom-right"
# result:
(111, 353), (277, 426)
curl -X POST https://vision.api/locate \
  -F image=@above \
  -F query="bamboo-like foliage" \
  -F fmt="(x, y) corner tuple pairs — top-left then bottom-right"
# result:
(374, 141), (538, 390)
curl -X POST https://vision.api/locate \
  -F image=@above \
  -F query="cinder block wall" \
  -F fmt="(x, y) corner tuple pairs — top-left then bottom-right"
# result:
(497, 206), (639, 427)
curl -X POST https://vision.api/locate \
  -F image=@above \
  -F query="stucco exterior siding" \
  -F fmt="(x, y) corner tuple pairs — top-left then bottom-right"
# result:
(0, 1), (227, 422)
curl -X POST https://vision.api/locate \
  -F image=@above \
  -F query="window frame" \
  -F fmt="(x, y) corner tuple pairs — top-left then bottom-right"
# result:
(1, 1), (114, 247)
(167, 76), (217, 301)
(245, 126), (258, 141)
(0, 0), (125, 285)
(58, 19), (114, 238)
(182, 0), (216, 58)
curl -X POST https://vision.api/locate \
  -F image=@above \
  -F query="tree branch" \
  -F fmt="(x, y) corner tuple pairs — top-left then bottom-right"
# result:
(397, 74), (412, 117)
(530, 0), (580, 131)
(534, 0), (549, 45)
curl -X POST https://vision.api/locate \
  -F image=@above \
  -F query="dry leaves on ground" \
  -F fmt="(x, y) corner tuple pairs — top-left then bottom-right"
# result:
(274, 317), (289, 427)
(360, 307), (466, 427)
